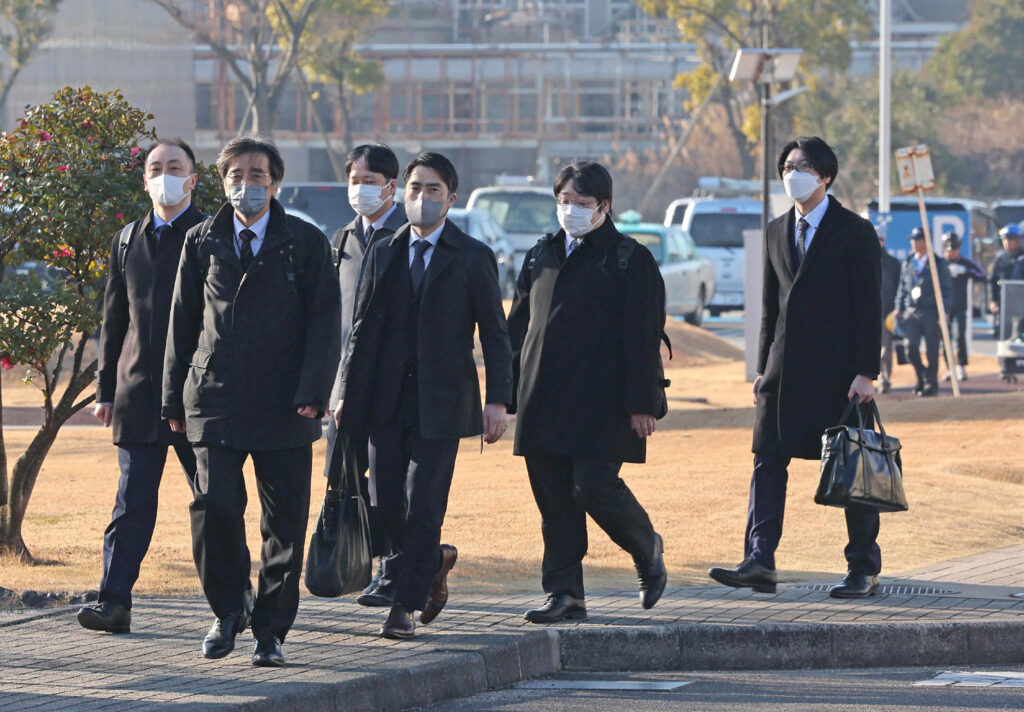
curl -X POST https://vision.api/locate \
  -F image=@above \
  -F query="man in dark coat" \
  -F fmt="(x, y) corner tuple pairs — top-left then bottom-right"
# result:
(507, 160), (667, 624)
(709, 136), (883, 599)
(878, 234), (902, 393)
(941, 231), (985, 380)
(79, 139), (252, 634)
(339, 152), (512, 639)
(989, 223), (1024, 350)
(894, 227), (952, 396)
(162, 137), (340, 666)
(326, 144), (407, 607)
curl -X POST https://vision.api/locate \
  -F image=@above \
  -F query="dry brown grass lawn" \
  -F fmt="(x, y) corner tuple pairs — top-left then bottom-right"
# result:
(2, 323), (1022, 600)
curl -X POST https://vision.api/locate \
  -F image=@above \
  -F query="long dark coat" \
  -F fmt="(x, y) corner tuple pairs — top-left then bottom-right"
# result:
(338, 220), (512, 440)
(507, 219), (665, 464)
(880, 249), (901, 315)
(754, 197), (881, 460)
(162, 200), (341, 450)
(328, 203), (407, 412)
(97, 205), (206, 445)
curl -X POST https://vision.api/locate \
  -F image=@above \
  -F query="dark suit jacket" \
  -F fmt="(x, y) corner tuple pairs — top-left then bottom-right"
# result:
(895, 253), (952, 314)
(507, 219), (665, 464)
(162, 199), (341, 450)
(328, 203), (407, 411)
(338, 219), (513, 440)
(754, 197), (882, 460)
(881, 249), (901, 315)
(97, 205), (205, 445)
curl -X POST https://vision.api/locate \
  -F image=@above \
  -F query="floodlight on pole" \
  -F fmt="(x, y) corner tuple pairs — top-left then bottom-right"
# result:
(728, 47), (803, 235)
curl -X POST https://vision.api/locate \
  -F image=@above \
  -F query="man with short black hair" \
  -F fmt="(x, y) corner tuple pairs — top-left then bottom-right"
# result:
(79, 138), (251, 635)
(709, 136), (885, 599)
(163, 136), (340, 666)
(327, 143), (407, 607)
(338, 151), (512, 639)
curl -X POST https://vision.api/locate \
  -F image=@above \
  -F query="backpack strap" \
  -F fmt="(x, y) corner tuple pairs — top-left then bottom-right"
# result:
(330, 227), (348, 271)
(117, 221), (138, 273)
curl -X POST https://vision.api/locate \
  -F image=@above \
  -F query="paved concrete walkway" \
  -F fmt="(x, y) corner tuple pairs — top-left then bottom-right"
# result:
(2, 544), (1022, 711)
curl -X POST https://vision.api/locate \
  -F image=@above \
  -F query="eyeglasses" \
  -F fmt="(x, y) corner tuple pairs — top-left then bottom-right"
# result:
(225, 169), (270, 185)
(781, 160), (814, 174)
(556, 197), (599, 209)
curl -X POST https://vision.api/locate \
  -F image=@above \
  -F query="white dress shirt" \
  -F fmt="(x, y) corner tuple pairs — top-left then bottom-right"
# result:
(408, 220), (445, 270)
(361, 202), (399, 236)
(233, 210), (270, 258)
(794, 194), (831, 253)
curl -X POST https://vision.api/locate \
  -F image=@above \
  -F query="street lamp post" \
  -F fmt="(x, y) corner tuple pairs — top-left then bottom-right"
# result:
(728, 48), (803, 233)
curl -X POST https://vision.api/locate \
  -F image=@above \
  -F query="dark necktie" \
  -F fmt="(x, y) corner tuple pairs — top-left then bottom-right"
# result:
(154, 224), (170, 241)
(239, 228), (256, 270)
(363, 224), (375, 248)
(796, 218), (809, 263)
(567, 238), (582, 256)
(411, 239), (430, 293)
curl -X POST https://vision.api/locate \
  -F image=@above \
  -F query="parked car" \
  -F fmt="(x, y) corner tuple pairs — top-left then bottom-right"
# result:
(616, 212), (715, 326)
(446, 208), (518, 299)
(281, 205), (329, 235)
(277, 182), (356, 238)
(680, 198), (762, 315)
(466, 186), (558, 274)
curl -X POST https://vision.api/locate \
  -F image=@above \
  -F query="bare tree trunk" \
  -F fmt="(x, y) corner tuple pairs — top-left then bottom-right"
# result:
(337, 80), (354, 159)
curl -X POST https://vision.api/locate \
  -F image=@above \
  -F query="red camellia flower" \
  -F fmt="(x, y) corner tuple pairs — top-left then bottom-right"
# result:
(81, 119), (93, 128)
(115, 212), (124, 220)
(38, 131), (52, 142)
(1, 357), (14, 371)
(130, 146), (141, 156)
(56, 164), (68, 173)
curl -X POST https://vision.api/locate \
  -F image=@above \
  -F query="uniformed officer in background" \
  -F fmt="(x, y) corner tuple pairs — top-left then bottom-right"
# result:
(941, 231), (984, 381)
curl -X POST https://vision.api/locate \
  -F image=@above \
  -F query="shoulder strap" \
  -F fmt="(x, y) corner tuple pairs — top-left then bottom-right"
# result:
(526, 234), (555, 274)
(117, 221), (138, 273)
(613, 236), (672, 359)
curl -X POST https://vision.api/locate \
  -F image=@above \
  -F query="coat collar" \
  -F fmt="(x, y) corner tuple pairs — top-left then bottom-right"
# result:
(375, 218), (466, 290)
(553, 215), (618, 261)
(787, 196), (842, 279)
(207, 198), (291, 272)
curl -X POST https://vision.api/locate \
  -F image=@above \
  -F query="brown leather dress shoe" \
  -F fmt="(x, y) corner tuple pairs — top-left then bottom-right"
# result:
(380, 604), (415, 639)
(419, 544), (457, 624)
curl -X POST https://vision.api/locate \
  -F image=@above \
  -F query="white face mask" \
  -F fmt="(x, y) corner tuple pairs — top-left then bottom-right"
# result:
(348, 182), (390, 217)
(557, 203), (601, 238)
(147, 173), (191, 207)
(783, 170), (822, 203)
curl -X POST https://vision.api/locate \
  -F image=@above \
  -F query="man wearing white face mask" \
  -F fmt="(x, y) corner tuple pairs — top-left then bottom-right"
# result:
(326, 144), (406, 607)
(709, 136), (884, 600)
(80, 139), (245, 634)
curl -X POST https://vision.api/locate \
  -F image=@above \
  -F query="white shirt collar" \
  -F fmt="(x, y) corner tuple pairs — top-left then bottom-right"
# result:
(362, 203), (398, 234)
(796, 194), (830, 228)
(152, 204), (191, 229)
(233, 209), (271, 242)
(411, 220), (445, 248)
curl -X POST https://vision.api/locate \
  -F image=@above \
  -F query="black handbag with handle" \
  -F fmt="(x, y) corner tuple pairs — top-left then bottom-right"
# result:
(815, 397), (908, 513)
(305, 431), (372, 597)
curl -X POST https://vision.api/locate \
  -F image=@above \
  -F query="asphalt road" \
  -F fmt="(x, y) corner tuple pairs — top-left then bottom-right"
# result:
(411, 668), (1024, 712)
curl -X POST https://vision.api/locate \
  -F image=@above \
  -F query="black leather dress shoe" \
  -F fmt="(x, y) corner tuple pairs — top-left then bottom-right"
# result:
(361, 559), (384, 597)
(356, 581), (395, 607)
(380, 604), (415, 639)
(708, 558), (777, 593)
(202, 610), (247, 659)
(829, 571), (880, 599)
(419, 544), (457, 624)
(524, 593), (587, 624)
(636, 533), (667, 610)
(252, 637), (284, 667)
(77, 600), (131, 634)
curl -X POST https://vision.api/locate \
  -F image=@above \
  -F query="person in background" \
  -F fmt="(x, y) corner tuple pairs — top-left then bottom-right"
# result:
(162, 136), (340, 667)
(941, 231), (984, 381)
(878, 233), (902, 394)
(895, 227), (952, 397)
(327, 144), (407, 608)
(989, 223), (1024, 360)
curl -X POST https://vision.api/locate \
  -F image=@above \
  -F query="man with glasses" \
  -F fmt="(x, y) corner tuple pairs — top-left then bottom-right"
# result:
(708, 136), (885, 599)
(508, 160), (668, 624)
(337, 152), (512, 639)
(163, 136), (340, 666)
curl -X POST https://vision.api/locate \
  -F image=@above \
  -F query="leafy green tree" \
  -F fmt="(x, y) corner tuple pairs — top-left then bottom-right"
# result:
(0, 86), (155, 560)
(0, 0), (63, 126)
(150, 0), (319, 135)
(639, 0), (873, 178)
(927, 0), (1024, 101)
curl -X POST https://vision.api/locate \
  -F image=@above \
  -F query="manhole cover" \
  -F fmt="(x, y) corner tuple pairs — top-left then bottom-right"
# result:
(794, 584), (957, 595)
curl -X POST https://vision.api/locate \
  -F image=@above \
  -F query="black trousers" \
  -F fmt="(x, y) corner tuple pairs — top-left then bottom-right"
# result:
(368, 383), (459, 612)
(98, 442), (196, 609)
(947, 309), (969, 367)
(902, 309), (941, 386)
(524, 453), (657, 600)
(191, 443), (311, 642)
(324, 416), (389, 558)
(744, 453), (881, 575)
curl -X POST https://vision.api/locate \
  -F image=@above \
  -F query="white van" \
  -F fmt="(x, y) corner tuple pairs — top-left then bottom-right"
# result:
(466, 186), (558, 274)
(680, 198), (762, 315)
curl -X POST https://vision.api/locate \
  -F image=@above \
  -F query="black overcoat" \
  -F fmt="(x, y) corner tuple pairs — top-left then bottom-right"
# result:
(880, 249), (901, 315)
(97, 205), (206, 445)
(161, 200), (341, 450)
(754, 197), (882, 460)
(507, 219), (665, 464)
(328, 203), (407, 411)
(338, 220), (512, 440)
